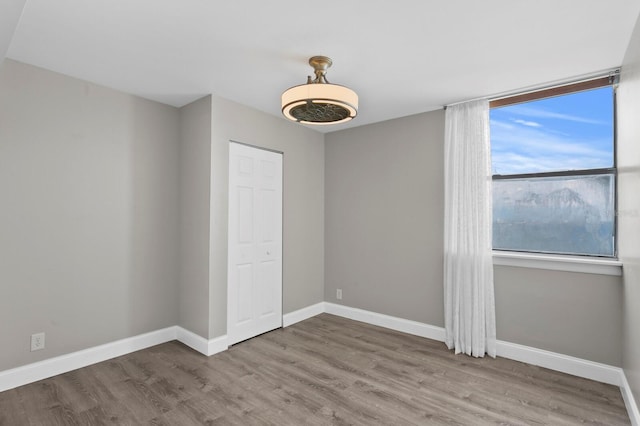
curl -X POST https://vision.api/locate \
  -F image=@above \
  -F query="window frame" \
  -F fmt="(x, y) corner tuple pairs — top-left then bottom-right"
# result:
(489, 77), (618, 259)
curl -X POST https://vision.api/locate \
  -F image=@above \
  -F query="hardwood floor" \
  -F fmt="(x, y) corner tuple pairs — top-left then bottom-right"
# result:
(0, 314), (630, 425)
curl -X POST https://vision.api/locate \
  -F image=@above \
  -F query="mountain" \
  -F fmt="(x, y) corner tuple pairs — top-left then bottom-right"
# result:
(493, 182), (614, 256)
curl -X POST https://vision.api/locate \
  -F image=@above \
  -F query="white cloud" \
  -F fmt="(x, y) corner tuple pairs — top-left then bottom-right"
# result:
(505, 105), (608, 125)
(490, 119), (612, 175)
(490, 119), (514, 130)
(513, 119), (542, 127)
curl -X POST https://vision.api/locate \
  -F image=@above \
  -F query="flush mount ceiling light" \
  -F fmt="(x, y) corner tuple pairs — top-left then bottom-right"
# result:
(282, 56), (358, 125)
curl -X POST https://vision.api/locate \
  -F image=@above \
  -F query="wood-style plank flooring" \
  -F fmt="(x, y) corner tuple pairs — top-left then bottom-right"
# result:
(0, 314), (630, 425)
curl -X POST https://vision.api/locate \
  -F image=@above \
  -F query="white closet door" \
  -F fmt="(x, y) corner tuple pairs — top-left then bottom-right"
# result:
(227, 142), (283, 345)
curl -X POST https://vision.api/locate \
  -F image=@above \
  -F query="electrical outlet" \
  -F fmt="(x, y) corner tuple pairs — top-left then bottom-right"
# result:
(336, 289), (342, 300)
(31, 332), (45, 351)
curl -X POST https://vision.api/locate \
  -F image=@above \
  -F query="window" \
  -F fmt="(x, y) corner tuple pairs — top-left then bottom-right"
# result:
(490, 79), (616, 257)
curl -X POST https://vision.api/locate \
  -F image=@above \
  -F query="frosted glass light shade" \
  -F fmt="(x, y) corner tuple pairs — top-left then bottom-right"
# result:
(281, 83), (358, 125)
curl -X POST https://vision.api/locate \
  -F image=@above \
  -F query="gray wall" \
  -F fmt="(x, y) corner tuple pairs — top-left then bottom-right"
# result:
(325, 108), (623, 366)
(0, 60), (180, 371)
(619, 11), (640, 410)
(0, 1), (26, 62)
(495, 266), (621, 365)
(178, 96), (212, 338)
(325, 112), (445, 326)
(208, 96), (326, 338)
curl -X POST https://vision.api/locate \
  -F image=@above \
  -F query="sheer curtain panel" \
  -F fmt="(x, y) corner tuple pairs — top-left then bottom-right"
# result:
(443, 100), (496, 358)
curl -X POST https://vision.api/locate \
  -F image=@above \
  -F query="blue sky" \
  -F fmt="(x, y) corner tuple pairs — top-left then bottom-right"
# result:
(490, 87), (614, 175)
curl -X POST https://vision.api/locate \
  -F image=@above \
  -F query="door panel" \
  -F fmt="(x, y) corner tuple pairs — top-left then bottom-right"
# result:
(236, 264), (253, 323)
(258, 259), (276, 316)
(237, 187), (253, 243)
(228, 142), (283, 345)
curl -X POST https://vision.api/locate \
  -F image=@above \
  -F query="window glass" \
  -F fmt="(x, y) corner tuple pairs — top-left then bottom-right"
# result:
(490, 86), (615, 257)
(491, 87), (614, 175)
(493, 174), (615, 256)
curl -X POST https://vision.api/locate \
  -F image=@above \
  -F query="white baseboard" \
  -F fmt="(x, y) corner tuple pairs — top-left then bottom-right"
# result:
(175, 327), (228, 357)
(0, 326), (230, 393)
(495, 339), (622, 386)
(621, 372), (640, 426)
(207, 334), (229, 356)
(175, 326), (208, 354)
(325, 302), (446, 342)
(324, 303), (621, 384)
(283, 302), (326, 327)
(0, 327), (176, 393)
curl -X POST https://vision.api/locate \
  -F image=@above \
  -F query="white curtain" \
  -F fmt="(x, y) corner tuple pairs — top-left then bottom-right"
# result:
(444, 99), (496, 358)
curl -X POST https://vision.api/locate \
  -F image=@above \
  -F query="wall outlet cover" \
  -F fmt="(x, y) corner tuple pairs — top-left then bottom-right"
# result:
(31, 332), (45, 351)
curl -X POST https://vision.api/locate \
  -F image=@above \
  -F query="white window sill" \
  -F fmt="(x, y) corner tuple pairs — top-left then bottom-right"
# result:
(493, 251), (622, 276)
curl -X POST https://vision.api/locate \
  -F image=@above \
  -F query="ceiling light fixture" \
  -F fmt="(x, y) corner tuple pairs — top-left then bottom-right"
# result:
(281, 56), (358, 125)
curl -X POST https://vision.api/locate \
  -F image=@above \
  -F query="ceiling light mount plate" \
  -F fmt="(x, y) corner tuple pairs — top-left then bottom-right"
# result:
(282, 56), (358, 125)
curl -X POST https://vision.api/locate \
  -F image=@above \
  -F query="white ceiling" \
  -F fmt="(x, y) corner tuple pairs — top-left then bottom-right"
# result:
(3, 0), (640, 132)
